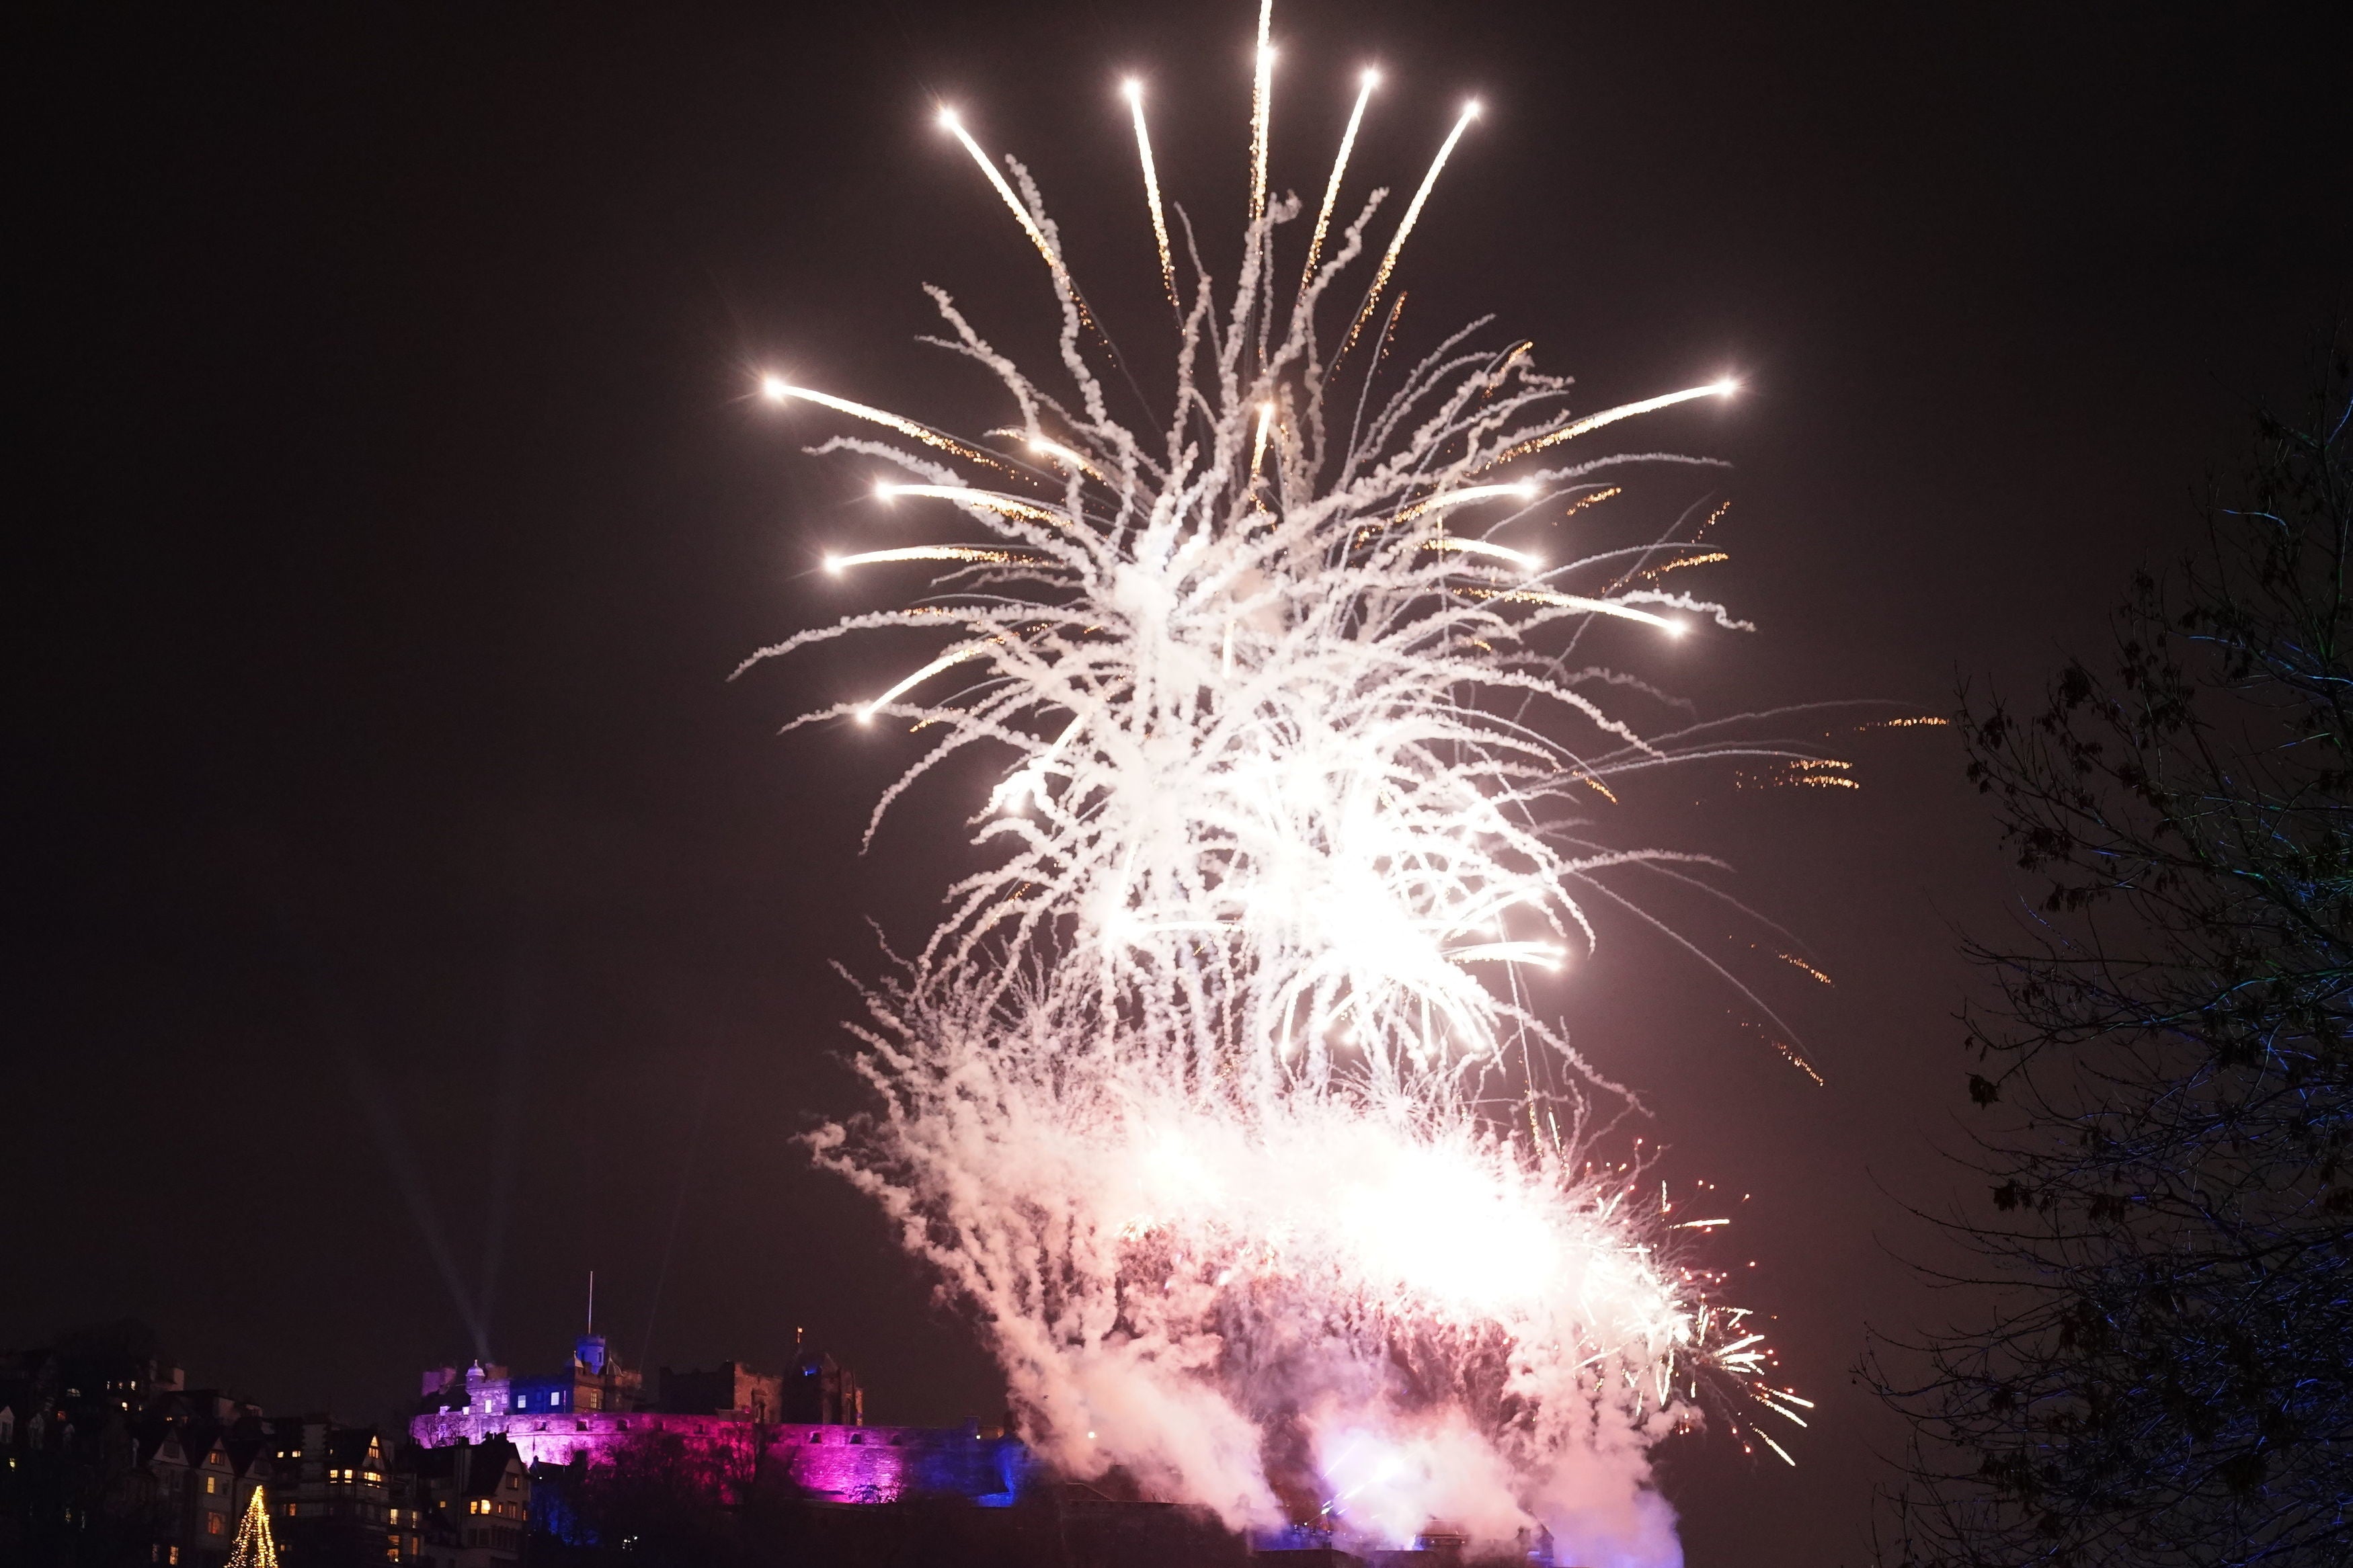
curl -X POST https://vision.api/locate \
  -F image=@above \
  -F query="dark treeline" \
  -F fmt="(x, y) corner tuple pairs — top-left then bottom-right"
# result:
(539, 1443), (1254, 1568)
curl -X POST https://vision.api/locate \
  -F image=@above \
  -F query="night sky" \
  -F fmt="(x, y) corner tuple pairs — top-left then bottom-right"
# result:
(13, 2), (2346, 1563)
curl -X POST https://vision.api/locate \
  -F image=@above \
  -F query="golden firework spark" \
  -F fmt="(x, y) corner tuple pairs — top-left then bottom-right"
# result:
(1300, 68), (1379, 300)
(1122, 80), (1176, 305)
(1344, 99), (1480, 354)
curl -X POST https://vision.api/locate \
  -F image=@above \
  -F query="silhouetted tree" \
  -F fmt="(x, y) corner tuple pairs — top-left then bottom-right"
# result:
(565, 1430), (737, 1565)
(1872, 348), (2352, 1565)
(532, 1446), (1245, 1568)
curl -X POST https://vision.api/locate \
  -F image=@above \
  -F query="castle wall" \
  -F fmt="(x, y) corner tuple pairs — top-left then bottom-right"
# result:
(407, 1410), (1025, 1507)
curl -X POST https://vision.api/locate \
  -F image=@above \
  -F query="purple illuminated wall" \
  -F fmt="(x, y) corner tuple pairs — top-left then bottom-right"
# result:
(409, 1409), (1026, 1506)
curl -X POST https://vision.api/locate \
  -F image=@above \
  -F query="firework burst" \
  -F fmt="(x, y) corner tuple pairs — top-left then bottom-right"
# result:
(746, 4), (1813, 1557)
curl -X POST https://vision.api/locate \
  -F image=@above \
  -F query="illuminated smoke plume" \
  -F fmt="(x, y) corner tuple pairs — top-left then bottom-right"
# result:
(746, 3), (1812, 1558)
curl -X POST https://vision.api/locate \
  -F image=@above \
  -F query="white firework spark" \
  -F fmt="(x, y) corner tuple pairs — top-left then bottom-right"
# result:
(750, 259), (1755, 1098)
(746, 6), (1813, 1557)
(808, 977), (1755, 1546)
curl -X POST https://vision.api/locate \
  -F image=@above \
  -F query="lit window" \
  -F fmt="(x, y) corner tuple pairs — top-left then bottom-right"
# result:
(206, 1514), (225, 1536)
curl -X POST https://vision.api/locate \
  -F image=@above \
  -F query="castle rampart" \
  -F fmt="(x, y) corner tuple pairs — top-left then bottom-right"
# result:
(407, 1409), (1025, 1506)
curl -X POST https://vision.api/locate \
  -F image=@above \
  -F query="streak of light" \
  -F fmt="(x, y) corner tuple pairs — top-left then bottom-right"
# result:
(1248, 1), (1275, 230)
(938, 108), (1078, 301)
(1394, 481), (1536, 523)
(1636, 551), (1729, 583)
(1344, 99), (1480, 354)
(859, 643), (994, 723)
(877, 481), (1069, 527)
(1299, 69), (1379, 301)
(1122, 81), (1176, 306)
(1461, 587), (1683, 632)
(826, 546), (1030, 574)
(1560, 485), (1621, 520)
(1421, 537), (1539, 571)
(759, 377), (1004, 470)
(1492, 378), (1739, 464)
(992, 427), (1108, 481)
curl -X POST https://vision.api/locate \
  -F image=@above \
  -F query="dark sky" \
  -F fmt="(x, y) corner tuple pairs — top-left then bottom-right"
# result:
(12, 2), (2345, 1563)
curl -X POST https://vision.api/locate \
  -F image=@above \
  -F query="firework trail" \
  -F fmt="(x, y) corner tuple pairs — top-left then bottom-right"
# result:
(746, 7), (1819, 1559)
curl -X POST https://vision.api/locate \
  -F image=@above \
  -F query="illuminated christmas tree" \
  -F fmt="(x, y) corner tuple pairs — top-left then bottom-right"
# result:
(225, 1486), (279, 1568)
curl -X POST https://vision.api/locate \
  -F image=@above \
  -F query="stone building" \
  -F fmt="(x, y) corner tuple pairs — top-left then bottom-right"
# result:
(416, 1332), (649, 1428)
(781, 1347), (863, 1426)
(0, 1324), (277, 1565)
(404, 1435), (530, 1568)
(409, 1335), (1023, 1513)
(257, 1416), (414, 1563)
(138, 1418), (251, 1558)
(658, 1360), (783, 1421)
(5, 1317), (1027, 1563)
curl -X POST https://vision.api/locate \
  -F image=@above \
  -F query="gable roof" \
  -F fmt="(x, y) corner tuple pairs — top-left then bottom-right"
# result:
(177, 1419), (231, 1471)
(323, 1427), (383, 1467)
